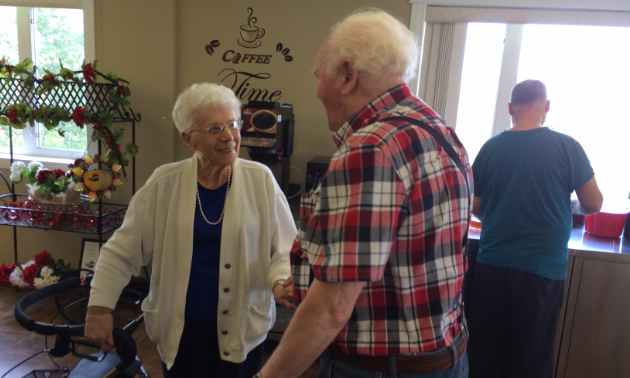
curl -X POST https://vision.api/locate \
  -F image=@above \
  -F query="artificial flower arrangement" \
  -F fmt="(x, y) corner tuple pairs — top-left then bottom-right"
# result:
(10, 160), (80, 203)
(10, 154), (123, 203)
(0, 57), (139, 185)
(0, 250), (75, 289)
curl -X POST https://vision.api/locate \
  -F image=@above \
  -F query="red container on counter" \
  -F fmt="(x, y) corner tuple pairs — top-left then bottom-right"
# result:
(585, 211), (628, 238)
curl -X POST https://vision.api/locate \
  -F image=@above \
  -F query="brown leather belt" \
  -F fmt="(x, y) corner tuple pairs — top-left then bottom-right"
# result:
(328, 331), (467, 374)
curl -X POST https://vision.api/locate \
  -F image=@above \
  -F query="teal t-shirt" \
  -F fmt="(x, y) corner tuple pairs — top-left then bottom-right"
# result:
(472, 127), (594, 280)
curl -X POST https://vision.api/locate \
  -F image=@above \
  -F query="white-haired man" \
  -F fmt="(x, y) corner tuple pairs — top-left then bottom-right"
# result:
(467, 80), (602, 378)
(258, 8), (471, 378)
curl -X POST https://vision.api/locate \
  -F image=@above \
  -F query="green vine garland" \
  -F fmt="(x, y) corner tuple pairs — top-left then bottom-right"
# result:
(0, 57), (139, 178)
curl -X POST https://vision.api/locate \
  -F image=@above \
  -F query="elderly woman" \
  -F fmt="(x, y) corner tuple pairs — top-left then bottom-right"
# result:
(85, 83), (296, 378)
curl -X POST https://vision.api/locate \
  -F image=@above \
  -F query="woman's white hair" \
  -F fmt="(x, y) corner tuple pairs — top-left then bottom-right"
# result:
(172, 83), (241, 134)
(325, 8), (419, 85)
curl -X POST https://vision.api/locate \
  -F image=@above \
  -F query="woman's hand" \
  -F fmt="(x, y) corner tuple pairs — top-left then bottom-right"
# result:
(85, 307), (115, 352)
(273, 276), (296, 310)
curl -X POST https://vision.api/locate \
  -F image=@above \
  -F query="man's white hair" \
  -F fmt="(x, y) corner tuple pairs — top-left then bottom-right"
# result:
(172, 83), (241, 134)
(325, 8), (419, 85)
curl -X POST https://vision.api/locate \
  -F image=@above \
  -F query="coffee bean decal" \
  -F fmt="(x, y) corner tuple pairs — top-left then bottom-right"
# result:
(275, 43), (293, 63)
(205, 39), (221, 55)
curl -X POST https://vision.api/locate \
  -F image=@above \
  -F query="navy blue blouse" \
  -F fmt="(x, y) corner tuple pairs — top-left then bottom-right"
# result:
(185, 181), (228, 319)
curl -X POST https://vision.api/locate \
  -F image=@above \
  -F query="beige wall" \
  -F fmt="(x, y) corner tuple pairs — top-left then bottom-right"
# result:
(1, 0), (411, 267)
(175, 0), (412, 174)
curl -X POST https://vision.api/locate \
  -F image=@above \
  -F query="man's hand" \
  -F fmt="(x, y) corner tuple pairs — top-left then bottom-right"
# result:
(261, 279), (365, 378)
(85, 307), (114, 352)
(273, 277), (296, 310)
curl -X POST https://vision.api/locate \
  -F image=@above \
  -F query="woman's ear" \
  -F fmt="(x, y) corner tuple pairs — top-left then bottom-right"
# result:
(181, 131), (197, 152)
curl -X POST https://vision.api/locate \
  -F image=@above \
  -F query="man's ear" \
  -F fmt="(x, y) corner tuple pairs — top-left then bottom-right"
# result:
(545, 100), (550, 113)
(508, 102), (514, 116)
(340, 59), (358, 95)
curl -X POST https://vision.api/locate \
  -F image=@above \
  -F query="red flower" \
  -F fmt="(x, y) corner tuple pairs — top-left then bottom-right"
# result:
(21, 265), (40, 285)
(83, 63), (96, 84)
(0, 263), (16, 286)
(6, 66), (12, 75)
(7, 107), (19, 124)
(66, 171), (74, 178)
(72, 158), (85, 167)
(117, 143), (121, 148)
(35, 250), (53, 267)
(37, 169), (53, 184)
(52, 169), (65, 177)
(93, 124), (101, 131)
(106, 137), (112, 144)
(72, 106), (86, 126)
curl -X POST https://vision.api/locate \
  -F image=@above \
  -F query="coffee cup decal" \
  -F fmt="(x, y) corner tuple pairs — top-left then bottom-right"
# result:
(238, 8), (265, 48)
(249, 109), (277, 132)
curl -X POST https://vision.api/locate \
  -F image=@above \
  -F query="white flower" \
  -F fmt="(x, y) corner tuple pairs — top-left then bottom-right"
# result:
(9, 267), (26, 287)
(36, 274), (59, 289)
(33, 277), (44, 289)
(22, 260), (35, 268)
(33, 274), (59, 289)
(40, 266), (54, 278)
(11, 161), (27, 174)
(28, 161), (44, 171)
(10, 161), (27, 183)
(10, 171), (22, 183)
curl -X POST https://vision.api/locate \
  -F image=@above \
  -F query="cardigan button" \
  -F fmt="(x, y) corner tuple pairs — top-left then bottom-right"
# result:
(224, 288), (229, 293)
(223, 310), (228, 315)
(225, 264), (231, 269)
(222, 331), (228, 335)
(224, 352), (229, 356)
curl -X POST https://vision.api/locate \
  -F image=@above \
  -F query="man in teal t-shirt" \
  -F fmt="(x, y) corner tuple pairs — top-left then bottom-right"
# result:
(467, 80), (603, 378)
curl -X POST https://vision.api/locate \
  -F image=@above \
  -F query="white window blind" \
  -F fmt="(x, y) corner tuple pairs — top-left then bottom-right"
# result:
(425, 6), (630, 27)
(0, 0), (81, 9)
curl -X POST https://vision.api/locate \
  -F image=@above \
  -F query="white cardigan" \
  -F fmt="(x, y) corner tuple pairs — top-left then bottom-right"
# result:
(88, 157), (296, 368)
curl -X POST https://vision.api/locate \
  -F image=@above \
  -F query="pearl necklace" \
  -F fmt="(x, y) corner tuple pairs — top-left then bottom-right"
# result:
(196, 165), (231, 225)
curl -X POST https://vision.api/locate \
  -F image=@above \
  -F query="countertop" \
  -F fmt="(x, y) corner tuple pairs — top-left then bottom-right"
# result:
(291, 196), (630, 255)
(468, 225), (630, 254)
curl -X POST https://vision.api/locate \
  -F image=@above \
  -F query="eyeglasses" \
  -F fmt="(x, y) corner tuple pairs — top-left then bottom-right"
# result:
(189, 120), (242, 136)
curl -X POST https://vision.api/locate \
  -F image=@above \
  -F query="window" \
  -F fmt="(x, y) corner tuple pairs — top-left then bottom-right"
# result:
(455, 23), (630, 205)
(455, 23), (505, 164)
(1, 4), (94, 163)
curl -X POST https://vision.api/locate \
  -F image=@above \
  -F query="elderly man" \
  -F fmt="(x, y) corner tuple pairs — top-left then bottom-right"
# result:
(259, 8), (471, 378)
(467, 80), (603, 378)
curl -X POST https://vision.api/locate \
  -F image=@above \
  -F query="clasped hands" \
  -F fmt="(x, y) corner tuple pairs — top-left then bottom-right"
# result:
(273, 276), (296, 310)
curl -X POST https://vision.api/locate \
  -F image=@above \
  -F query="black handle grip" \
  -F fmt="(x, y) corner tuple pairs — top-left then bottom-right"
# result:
(13, 275), (149, 373)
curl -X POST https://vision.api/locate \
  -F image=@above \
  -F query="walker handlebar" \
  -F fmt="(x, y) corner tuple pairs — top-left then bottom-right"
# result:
(14, 275), (149, 374)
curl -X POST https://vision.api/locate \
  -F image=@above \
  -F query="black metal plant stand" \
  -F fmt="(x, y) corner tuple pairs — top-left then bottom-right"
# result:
(0, 78), (141, 263)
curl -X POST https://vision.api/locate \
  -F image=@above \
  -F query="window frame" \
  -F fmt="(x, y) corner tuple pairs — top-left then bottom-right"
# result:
(0, 0), (95, 169)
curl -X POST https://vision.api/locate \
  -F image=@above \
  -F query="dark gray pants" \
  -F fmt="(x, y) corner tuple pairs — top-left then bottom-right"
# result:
(466, 262), (564, 378)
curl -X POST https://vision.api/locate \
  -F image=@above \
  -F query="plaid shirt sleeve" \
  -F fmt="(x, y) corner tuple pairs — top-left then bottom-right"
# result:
(309, 142), (402, 282)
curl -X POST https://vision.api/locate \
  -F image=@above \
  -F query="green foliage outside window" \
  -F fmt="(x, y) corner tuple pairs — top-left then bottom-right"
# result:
(35, 8), (86, 151)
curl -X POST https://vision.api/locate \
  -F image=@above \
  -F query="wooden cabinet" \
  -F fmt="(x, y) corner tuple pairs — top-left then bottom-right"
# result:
(555, 250), (630, 377)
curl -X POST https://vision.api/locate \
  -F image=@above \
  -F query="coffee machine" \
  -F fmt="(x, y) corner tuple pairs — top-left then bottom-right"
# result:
(240, 101), (294, 194)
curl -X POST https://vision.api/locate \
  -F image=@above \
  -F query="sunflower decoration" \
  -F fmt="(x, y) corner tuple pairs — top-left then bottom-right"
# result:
(70, 154), (123, 202)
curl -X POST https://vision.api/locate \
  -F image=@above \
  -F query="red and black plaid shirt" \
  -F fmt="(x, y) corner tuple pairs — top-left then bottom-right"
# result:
(291, 84), (472, 356)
